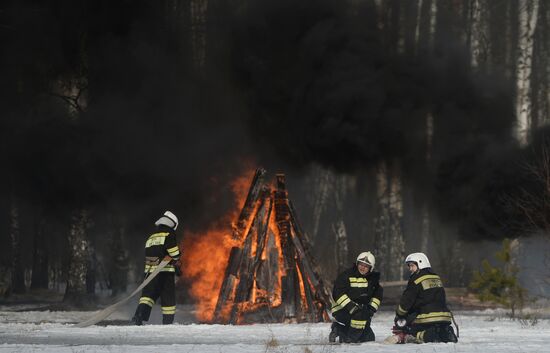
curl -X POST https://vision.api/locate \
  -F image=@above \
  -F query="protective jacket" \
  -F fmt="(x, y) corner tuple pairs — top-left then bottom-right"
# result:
(330, 264), (383, 342)
(144, 225), (181, 273)
(133, 224), (181, 325)
(396, 268), (451, 325)
(332, 265), (383, 315)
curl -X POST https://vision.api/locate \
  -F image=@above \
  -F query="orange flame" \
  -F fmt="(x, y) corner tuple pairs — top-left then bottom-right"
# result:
(182, 167), (311, 323)
(181, 170), (254, 322)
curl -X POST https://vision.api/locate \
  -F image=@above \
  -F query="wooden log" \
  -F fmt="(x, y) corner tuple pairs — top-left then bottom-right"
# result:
(213, 246), (242, 322)
(281, 272), (296, 319)
(229, 220), (256, 324)
(293, 263), (305, 321)
(233, 236), (254, 302)
(273, 174), (298, 319)
(296, 260), (318, 322)
(289, 227), (331, 306)
(232, 168), (266, 241)
(240, 194), (272, 300)
(255, 259), (268, 291)
(273, 174), (291, 271)
(252, 195), (272, 265)
(237, 195), (274, 307)
(289, 201), (332, 309)
(213, 170), (266, 321)
(274, 174), (291, 251)
(265, 228), (279, 303)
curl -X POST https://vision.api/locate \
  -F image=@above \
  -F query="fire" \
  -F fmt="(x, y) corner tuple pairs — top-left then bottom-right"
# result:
(181, 227), (239, 321)
(181, 171), (253, 322)
(182, 168), (330, 324)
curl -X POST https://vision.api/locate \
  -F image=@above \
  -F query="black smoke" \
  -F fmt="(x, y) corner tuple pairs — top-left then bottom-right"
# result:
(0, 0), (547, 245)
(227, 0), (543, 240)
(1, 0), (253, 234)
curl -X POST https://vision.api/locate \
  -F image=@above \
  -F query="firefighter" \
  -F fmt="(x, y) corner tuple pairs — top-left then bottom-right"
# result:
(393, 252), (458, 343)
(329, 251), (383, 343)
(131, 211), (182, 325)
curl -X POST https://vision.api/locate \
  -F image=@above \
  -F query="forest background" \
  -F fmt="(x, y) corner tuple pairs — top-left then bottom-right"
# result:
(1, 0), (550, 305)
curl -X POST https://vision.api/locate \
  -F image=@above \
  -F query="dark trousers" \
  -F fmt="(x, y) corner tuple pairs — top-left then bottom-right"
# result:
(134, 272), (176, 324)
(410, 323), (458, 343)
(332, 309), (375, 343)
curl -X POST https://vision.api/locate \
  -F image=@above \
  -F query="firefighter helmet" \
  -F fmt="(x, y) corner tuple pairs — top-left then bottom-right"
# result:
(356, 251), (375, 271)
(404, 252), (431, 269)
(155, 211), (179, 230)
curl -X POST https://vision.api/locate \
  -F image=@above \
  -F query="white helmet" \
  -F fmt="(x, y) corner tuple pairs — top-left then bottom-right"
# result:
(405, 252), (431, 269)
(155, 211), (179, 230)
(356, 251), (375, 271)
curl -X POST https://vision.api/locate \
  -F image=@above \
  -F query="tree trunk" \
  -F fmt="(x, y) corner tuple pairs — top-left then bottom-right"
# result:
(108, 222), (129, 297)
(190, 0), (208, 70)
(332, 175), (349, 273)
(64, 209), (92, 305)
(516, 0), (540, 145)
(503, 0), (517, 79)
(86, 242), (97, 295)
(469, 0), (489, 70)
(419, 111), (434, 253)
(428, 0), (437, 51)
(402, 0), (418, 55)
(310, 166), (332, 241)
(374, 161), (405, 281)
(10, 193), (25, 294)
(31, 215), (49, 290)
(532, 2), (550, 127)
(414, 0), (424, 54)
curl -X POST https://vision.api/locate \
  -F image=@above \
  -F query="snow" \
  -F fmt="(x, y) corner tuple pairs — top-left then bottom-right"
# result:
(1, 309), (549, 352)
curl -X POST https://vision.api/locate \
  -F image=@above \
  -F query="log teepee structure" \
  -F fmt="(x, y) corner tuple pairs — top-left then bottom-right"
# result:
(212, 168), (331, 324)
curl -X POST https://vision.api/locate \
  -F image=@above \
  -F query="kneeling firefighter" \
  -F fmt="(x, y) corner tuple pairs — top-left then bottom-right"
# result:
(329, 251), (383, 343)
(393, 252), (458, 343)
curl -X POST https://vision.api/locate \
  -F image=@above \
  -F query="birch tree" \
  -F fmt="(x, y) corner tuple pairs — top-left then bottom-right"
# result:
(516, 0), (540, 145)
(429, 0), (437, 48)
(532, 2), (550, 127)
(310, 166), (333, 241)
(64, 209), (91, 304)
(374, 161), (405, 281)
(332, 175), (349, 273)
(469, 0), (489, 71)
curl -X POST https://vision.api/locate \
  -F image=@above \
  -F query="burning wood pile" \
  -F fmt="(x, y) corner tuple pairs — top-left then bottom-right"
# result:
(212, 168), (331, 324)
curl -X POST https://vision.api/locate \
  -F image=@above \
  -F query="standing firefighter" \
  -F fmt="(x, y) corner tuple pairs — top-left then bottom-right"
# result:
(391, 252), (458, 343)
(329, 251), (383, 343)
(131, 211), (181, 325)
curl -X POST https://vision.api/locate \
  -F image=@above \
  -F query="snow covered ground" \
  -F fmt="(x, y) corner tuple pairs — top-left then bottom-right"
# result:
(1, 307), (549, 352)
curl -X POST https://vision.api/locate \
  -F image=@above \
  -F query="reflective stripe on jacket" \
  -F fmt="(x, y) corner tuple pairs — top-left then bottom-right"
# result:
(331, 265), (383, 315)
(396, 268), (451, 324)
(143, 225), (180, 273)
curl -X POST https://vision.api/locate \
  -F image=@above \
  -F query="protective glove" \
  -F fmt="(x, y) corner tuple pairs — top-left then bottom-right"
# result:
(364, 306), (376, 319)
(394, 315), (407, 328)
(348, 302), (363, 315)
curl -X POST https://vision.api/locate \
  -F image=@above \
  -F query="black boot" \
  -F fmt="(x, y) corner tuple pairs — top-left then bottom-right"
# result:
(329, 323), (339, 342)
(440, 325), (458, 343)
(163, 314), (175, 325)
(131, 304), (149, 326)
(131, 314), (143, 326)
(359, 326), (375, 342)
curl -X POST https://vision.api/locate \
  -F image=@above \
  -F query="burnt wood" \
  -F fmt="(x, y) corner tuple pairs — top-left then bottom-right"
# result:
(212, 171), (330, 324)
